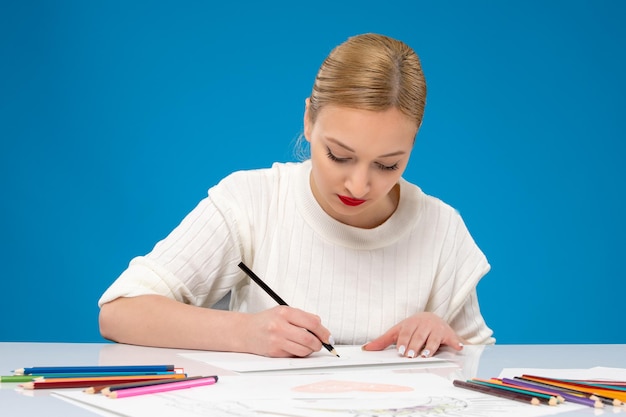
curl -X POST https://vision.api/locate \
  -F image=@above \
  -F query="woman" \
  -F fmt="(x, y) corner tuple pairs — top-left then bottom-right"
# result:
(99, 33), (494, 359)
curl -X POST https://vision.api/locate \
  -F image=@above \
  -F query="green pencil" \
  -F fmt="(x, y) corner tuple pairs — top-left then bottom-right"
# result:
(0, 375), (39, 383)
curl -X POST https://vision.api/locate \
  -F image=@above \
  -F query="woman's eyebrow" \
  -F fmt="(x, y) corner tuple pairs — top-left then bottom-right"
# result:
(378, 150), (406, 158)
(327, 137), (355, 152)
(327, 137), (406, 158)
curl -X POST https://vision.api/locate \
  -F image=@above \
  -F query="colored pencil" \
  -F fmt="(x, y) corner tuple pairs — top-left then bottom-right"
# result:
(107, 375), (218, 398)
(453, 380), (542, 405)
(515, 376), (620, 407)
(470, 379), (558, 406)
(14, 365), (176, 375)
(490, 378), (566, 403)
(501, 378), (602, 408)
(34, 374), (187, 383)
(589, 394), (624, 407)
(570, 381), (626, 392)
(238, 261), (339, 357)
(522, 375), (626, 402)
(87, 376), (206, 395)
(20, 374), (187, 390)
(567, 379), (626, 387)
(0, 375), (40, 383)
(21, 371), (179, 379)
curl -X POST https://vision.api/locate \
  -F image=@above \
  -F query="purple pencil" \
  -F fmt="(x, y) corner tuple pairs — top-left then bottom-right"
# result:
(503, 378), (603, 408)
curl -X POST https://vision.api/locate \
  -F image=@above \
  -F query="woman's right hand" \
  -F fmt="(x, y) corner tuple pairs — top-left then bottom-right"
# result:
(241, 306), (333, 358)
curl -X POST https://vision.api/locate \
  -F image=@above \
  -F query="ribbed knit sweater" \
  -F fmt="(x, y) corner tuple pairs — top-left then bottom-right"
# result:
(99, 160), (495, 345)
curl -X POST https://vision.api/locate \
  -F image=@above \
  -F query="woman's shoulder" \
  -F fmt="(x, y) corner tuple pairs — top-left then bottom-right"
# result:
(220, 162), (304, 184)
(399, 178), (460, 220)
(208, 161), (306, 201)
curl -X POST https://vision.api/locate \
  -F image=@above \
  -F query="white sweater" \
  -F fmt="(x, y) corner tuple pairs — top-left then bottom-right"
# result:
(99, 160), (495, 345)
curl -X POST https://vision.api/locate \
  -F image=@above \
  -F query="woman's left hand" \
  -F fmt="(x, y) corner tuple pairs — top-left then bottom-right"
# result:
(361, 312), (464, 358)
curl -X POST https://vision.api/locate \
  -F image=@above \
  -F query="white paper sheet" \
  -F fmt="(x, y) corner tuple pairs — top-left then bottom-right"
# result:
(51, 392), (124, 417)
(178, 345), (452, 373)
(54, 371), (583, 417)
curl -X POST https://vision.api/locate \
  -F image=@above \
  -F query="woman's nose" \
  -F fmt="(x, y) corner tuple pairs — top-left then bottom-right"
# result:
(345, 166), (370, 198)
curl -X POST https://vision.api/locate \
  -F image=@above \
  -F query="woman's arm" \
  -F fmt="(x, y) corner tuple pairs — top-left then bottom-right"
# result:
(99, 294), (333, 357)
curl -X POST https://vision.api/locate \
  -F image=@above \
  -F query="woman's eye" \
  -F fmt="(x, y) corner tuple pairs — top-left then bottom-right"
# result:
(326, 148), (349, 163)
(376, 162), (399, 171)
(326, 146), (398, 171)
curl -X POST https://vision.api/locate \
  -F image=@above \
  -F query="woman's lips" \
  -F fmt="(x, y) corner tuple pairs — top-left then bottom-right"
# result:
(338, 195), (366, 206)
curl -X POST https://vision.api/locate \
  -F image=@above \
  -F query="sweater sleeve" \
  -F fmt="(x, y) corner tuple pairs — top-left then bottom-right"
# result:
(98, 191), (247, 309)
(448, 290), (495, 344)
(424, 204), (494, 343)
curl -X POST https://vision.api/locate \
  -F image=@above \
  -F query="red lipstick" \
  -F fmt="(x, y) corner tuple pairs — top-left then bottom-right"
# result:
(338, 195), (366, 206)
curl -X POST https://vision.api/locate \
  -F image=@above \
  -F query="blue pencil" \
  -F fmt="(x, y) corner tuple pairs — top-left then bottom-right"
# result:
(13, 365), (176, 375)
(28, 371), (179, 378)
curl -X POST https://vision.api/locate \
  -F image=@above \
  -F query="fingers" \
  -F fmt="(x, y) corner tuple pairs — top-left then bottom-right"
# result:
(403, 323), (446, 358)
(418, 326), (464, 357)
(290, 308), (334, 348)
(398, 330), (438, 359)
(361, 328), (398, 352)
(255, 306), (332, 358)
(392, 313), (463, 358)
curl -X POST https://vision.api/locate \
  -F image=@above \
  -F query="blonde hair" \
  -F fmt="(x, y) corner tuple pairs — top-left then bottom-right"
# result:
(293, 33), (426, 160)
(308, 33), (426, 126)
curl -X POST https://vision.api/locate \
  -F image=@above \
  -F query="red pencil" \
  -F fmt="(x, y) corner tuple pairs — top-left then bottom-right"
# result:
(21, 374), (187, 390)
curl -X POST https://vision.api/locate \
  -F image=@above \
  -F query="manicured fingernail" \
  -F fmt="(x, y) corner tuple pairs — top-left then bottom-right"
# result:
(458, 342), (464, 349)
(329, 335), (335, 345)
(420, 349), (431, 358)
(398, 345), (406, 356)
(407, 349), (416, 358)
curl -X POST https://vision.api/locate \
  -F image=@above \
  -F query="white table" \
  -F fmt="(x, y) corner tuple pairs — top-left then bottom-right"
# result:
(1, 343), (624, 416)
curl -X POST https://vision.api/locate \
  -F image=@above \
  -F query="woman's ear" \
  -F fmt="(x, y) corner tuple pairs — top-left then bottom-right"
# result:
(303, 97), (312, 143)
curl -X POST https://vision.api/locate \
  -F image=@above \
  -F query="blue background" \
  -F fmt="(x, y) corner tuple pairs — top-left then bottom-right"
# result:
(1, 1), (624, 344)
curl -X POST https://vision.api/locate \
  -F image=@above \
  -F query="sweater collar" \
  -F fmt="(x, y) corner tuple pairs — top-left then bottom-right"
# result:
(294, 160), (423, 250)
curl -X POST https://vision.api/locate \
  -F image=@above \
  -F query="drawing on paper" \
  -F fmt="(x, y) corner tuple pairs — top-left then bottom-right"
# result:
(285, 382), (526, 417)
(153, 379), (529, 417)
(173, 396), (506, 417)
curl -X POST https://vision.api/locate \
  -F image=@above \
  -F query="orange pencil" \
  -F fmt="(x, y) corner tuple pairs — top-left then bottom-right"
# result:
(522, 375), (626, 403)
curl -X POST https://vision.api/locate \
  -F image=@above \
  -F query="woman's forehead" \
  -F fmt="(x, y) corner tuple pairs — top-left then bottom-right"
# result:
(313, 105), (417, 150)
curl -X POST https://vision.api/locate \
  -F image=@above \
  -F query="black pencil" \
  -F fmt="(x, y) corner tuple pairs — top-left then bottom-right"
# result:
(238, 262), (339, 357)
(89, 376), (205, 395)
